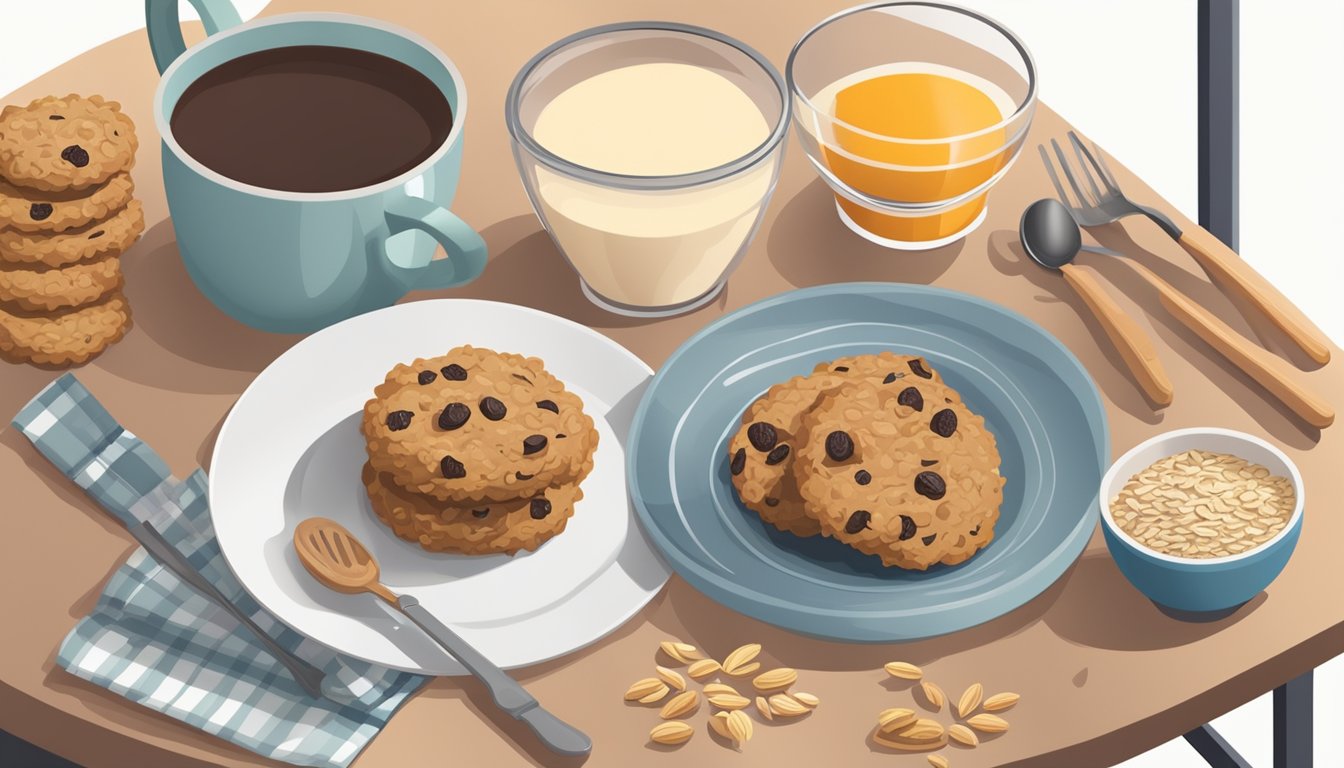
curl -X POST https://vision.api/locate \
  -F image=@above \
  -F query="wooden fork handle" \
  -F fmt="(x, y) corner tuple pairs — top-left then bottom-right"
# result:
(1129, 262), (1334, 428)
(1060, 263), (1174, 406)
(1178, 226), (1332, 365)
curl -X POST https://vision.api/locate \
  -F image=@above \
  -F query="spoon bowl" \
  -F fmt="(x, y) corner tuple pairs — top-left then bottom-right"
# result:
(1020, 197), (1082, 270)
(294, 518), (398, 604)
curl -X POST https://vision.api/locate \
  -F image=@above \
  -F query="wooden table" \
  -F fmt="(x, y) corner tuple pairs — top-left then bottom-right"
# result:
(2, 1), (1339, 766)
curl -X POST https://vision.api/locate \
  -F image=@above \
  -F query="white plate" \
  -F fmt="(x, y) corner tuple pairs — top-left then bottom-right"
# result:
(210, 299), (669, 675)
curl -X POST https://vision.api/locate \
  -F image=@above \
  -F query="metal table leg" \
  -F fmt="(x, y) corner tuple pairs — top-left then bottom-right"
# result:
(1273, 671), (1313, 768)
(1186, 2), (1315, 765)
(1197, 0), (1239, 249)
(1186, 724), (1253, 768)
(1182, 671), (1315, 767)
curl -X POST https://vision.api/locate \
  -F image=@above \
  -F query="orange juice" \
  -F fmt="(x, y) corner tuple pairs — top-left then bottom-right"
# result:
(818, 63), (1015, 244)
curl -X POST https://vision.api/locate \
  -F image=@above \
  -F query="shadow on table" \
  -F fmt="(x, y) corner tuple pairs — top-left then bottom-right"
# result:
(985, 229), (1166, 424)
(412, 679), (592, 768)
(766, 179), (962, 287)
(1087, 222), (1327, 373)
(194, 408), (229, 473)
(629, 576), (1062, 674)
(104, 220), (300, 394)
(985, 227), (1323, 448)
(1042, 551), (1265, 651)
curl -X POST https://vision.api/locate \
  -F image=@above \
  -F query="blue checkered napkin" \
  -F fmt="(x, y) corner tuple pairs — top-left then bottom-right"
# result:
(13, 374), (428, 768)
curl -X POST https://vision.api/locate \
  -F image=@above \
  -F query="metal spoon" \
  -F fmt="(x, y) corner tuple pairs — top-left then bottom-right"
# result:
(1021, 198), (1333, 428)
(293, 518), (593, 757)
(1020, 198), (1174, 406)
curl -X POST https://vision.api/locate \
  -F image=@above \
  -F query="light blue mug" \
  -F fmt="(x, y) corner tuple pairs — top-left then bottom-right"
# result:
(146, 0), (487, 333)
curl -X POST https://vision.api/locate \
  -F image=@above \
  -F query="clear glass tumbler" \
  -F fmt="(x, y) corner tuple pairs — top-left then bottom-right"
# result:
(788, 2), (1037, 250)
(507, 22), (789, 317)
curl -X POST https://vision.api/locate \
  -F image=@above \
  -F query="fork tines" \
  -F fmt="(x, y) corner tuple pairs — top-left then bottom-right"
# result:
(1040, 131), (1118, 208)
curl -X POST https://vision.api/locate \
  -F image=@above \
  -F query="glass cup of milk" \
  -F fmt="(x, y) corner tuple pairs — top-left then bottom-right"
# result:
(507, 22), (789, 317)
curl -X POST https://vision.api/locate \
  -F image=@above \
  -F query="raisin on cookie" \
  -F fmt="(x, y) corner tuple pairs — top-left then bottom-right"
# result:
(0, 292), (132, 367)
(0, 254), (122, 312)
(0, 199), (144, 268)
(794, 375), (1003, 570)
(0, 94), (138, 192)
(362, 346), (598, 503)
(362, 463), (579, 555)
(0, 172), (134, 233)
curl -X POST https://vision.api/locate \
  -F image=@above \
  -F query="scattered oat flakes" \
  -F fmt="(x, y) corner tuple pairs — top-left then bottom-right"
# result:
(885, 661), (924, 680)
(639, 684), (671, 704)
(956, 683), (983, 718)
(966, 713), (1009, 733)
(725, 710), (753, 744)
(725, 661), (761, 677)
(659, 640), (704, 665)
(708, 711), (733, 739)
(656, 665), (686, 692)
(878, 707), (918, 734)
(752, 667), (797, 691)
(707, 693), (751, 711)
(767, 693), (809, 717)
(792, 691), (820, 708)
(650, 720), (694, 745)
(898, 718), (946, 742)
(687, 659), (721, 679)
(982, 692), (1019, 712)
(920, 681), (946, 711)
(722, 643), (762, 675)
(874, 718), (948, 752)
(625, 677), (664, 701)
(660, 690), (699, 719)
(948, 723), (978, 747)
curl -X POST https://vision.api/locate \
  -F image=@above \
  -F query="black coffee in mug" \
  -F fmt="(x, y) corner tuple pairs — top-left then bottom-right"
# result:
(171, 45), (453, 193)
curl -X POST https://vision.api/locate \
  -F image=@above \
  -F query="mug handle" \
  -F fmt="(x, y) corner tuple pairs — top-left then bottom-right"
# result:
(382, 196), (489, 291)
(146, 0), (243, 74)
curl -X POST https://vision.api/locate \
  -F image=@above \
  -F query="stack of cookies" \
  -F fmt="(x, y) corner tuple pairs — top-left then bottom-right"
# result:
(0, 94), (142, 366)
(361, 345), (599, 556)
(729, 351), (1006, 571)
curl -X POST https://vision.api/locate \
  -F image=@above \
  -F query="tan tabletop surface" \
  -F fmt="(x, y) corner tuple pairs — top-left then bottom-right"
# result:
(2, 1), (1341, 766)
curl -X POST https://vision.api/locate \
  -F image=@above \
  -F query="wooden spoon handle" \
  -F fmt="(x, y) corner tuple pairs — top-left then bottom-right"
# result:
(1178, 225), (1332, 365)
(1129, 261), (1334, 428)
(1060, 263), (1173, 406)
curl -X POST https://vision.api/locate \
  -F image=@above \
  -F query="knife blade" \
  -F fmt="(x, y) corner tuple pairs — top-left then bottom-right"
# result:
(130, 520), (327, 699)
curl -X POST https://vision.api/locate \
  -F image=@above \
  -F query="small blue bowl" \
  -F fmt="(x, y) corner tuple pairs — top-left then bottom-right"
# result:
(1100, 428), (1304, 614)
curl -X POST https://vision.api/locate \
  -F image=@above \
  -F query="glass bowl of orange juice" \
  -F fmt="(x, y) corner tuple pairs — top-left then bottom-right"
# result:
(788, 2), (1037, 250)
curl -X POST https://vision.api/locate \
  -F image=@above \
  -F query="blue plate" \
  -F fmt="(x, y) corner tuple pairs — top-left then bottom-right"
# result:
(627, 283), (1109, 642)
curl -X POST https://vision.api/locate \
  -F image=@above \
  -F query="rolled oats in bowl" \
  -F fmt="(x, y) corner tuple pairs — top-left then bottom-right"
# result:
(1109, 449), (1296, 559)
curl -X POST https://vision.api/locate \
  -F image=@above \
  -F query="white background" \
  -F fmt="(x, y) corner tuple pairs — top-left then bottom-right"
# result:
(3, 1), (1341, 766)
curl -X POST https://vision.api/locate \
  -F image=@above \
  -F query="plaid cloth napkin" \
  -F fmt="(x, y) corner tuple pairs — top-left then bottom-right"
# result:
(12, 374), (428, 767)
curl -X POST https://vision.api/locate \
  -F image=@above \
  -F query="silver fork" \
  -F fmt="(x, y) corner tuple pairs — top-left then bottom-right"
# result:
(1040, 130), (1331, 365)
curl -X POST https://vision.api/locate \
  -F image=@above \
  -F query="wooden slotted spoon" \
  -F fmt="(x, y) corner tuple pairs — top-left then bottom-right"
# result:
(293, 517), (592, 757)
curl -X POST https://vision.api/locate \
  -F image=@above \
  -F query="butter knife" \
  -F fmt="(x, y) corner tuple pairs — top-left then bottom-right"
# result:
(397, 595), (592, 756)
